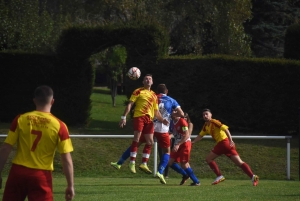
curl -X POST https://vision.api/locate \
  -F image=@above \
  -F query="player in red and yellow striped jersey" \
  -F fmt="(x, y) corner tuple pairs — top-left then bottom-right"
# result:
(192, 109), (259, 186)
(118, 74), (168, 174)
(0, 86), (74, 201)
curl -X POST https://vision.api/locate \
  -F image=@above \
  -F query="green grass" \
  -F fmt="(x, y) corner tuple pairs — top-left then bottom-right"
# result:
(53, 177), (300, 200)
(0, 86), (299, 200)
(1, 177), (299, 201)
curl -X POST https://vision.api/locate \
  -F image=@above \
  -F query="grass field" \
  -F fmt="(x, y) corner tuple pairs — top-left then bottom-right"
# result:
(0, 86), (299, 200)
(54, 177), (300, 201)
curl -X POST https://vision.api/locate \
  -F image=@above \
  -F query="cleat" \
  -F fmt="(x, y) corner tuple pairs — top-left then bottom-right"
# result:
(180, 174), (190, 185)
(252, 175), (259, 186)
(190, 182), (201, 186)
(138, 164), (152, 174)
(156, 172), (166, 184)
(110, 162), (121, 170)
(129, 163), (136, 174)
(212, 175), (225, 185)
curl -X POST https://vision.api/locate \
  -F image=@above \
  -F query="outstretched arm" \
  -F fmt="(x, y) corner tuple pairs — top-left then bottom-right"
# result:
(61, 153), (75, 200)
(0, 143), (13, 189)
(192, 135), (203, 144)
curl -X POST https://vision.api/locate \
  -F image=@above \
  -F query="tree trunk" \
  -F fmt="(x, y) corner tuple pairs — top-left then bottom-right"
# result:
(111, 78), (118, 107)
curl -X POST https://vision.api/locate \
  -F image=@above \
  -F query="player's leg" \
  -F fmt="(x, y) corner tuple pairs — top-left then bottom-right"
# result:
(168, 151), (189, 185)
(128, 117), (144, 173)
(138, 118), (154, 174)
(111, 141), (144, 170)
(179, 141), (200, 186)
(27, 169), (53, 201)
(181, 162), (200, 186)
(230, 154), (259, 186)
(156, 133), (171, 175)
(2, 164), (27, 201)
(206, 151), (225, 185)
(155, 132), (171, 184)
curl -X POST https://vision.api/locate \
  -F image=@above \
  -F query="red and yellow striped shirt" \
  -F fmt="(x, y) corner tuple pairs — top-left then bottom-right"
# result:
(5, 111), (73, 171)
(199, 119), (229, 143)
(130, 87), (158, 120)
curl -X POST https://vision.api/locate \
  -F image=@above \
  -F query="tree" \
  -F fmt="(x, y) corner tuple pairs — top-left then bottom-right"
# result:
(244, 0), (300, 58)
(91, 45), (127, 107)
(0, 0), (63, 53)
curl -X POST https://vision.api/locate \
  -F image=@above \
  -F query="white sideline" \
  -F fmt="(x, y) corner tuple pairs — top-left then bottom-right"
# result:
(0, 134), (292, 180)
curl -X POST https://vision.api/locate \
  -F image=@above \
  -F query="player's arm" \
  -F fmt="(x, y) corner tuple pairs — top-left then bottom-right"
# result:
(224, 128), (235, 147)
(192, 134), (203, 144)
(188, 122), (193, 136)
(154, 109), (169, 125)
(0, 143), (13, 189)
(174, 107), (184, 118)
(61, 152), (75, 200)
(172, 130), (189, 152)
(119, 101), (134, 128)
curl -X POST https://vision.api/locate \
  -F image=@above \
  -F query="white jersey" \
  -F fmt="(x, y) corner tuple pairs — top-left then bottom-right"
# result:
(154, 94), (180, 133)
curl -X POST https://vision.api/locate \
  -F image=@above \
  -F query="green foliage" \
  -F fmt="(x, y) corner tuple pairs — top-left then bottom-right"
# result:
(0, 0), (63, 53)
(244, 0), (300, 58)
(284, 23), (300, 60)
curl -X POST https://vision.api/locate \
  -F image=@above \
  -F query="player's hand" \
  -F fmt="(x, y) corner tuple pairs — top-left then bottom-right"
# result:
(229, 140), (235, 147)
(119, 119), (126, 128)
(162, 119), (169, 126)
(172, 144), (179, 152)
(65, 186), (75, 201)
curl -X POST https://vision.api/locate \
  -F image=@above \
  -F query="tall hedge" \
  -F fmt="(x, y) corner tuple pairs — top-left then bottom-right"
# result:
(143, 55), (300, 135)
(0, 22), (169, 125)
(284, 23), (300, 60)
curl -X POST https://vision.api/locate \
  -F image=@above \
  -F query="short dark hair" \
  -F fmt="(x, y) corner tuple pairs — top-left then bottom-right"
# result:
(144, 74), (152, 78)
(156, 84), (167, 94)
(34, 85), (53, 105)
(202, 108), (211, 113)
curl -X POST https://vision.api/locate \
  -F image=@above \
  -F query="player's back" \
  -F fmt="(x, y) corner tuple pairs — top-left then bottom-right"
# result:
(9, 111), (68, 170)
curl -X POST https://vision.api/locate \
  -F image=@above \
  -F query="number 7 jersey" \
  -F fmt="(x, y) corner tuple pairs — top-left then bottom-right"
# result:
(4, 111), (73, 171)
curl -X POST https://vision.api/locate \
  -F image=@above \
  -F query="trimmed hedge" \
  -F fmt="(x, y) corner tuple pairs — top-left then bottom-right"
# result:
(284, 23), (300, 60)
(140, 55), (300, 135)
(0, 22), (169, 125)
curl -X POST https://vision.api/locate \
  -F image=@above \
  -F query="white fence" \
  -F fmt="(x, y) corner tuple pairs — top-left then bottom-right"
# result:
(0, 134), (292, 180)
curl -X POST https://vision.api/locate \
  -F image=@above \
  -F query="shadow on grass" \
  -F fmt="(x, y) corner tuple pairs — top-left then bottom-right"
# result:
(71, 119), (133, 135)
(92, 87), (111, 94)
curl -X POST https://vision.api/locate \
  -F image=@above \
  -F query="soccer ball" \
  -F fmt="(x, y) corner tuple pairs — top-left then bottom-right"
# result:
(127, 67), (141, 80)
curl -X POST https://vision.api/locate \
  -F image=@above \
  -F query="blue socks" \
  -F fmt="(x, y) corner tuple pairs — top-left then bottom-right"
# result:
(117, 146), (131, 165)
(170, 163), (187, 176)
(185, 167), (199, 184)
(158, 154), (170, 174)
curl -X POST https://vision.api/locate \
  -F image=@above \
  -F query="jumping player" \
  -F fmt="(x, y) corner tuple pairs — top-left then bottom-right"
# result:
(118, 74), (168, 174)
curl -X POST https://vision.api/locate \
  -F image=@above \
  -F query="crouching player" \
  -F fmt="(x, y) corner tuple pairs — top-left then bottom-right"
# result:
(168, 111), (200, 186)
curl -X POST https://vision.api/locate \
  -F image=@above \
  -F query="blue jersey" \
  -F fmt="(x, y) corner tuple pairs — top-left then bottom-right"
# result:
(154, 93), (180, 133)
